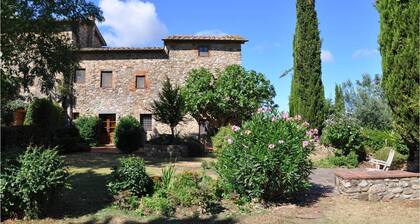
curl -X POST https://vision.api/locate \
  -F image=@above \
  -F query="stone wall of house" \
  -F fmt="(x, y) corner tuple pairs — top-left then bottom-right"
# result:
(73, 42), (242, 138)
(335, 171), (420, 201)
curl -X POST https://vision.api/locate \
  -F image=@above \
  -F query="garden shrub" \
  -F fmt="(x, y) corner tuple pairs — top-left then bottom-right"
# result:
(211, 125), (233, 152)
(107, 156), (153, 197)
(23, 98), (65, 143)
(74, 116), (100, 147)
(184, 137), (206, 157)
(374, 147), (407, 169)
(138, 193), (174, 216)
(216, 109), (315, 200)
(51, 125), (86, 153)
(148, 134), (183, 145)
(0, 146), (69, 219)
(362, 129), (408, 155)
(167, 171), (219, 212)
(114, 116), (145, 153)
(316, 152), (359, 168)
(1, 126), (34, 148)
(321, 115), (366, 161)
(112, 190), (140, 210)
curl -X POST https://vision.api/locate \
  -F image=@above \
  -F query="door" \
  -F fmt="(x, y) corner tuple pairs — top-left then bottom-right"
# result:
(99, 114), (116, 145)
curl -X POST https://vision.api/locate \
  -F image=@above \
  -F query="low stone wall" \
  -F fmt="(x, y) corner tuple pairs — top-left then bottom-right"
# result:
(142, 144), (188, 158)
(335, 170), (420, 201)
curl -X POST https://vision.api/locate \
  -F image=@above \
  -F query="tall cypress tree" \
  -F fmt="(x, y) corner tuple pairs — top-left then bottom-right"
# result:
(290, 0), (325, 129)
(334, 84), (345, 115)
(376, 0), (419, 170)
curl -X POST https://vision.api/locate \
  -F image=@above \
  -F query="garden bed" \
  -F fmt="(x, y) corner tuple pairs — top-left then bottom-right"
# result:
(335, 170), (420, 201)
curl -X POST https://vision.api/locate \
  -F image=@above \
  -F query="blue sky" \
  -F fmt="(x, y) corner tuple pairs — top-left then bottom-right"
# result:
(92, 0), (382, 111)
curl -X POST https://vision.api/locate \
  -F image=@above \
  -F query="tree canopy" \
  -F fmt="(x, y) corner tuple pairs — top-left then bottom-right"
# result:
(151, 77), (186, 139)
(342, 74), (392, 130)
(376, 0), (419, 167)
(1, 0), (103, 103)
(182, 65), (275, 135)
(289, 0), (325, 129)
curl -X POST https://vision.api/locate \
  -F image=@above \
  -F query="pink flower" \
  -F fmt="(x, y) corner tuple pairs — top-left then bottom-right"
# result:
(278, 140), (284, 144)
(281, 112), (289, 120)
(303, 121), (310, 128)
(302, 141), (309, 148)
(268, 144), (275, 149)
(231, 125), (240, 132)
(294, 115), (302, 121)
(227, 138), (233, 145)
(271, 116), (277, 122)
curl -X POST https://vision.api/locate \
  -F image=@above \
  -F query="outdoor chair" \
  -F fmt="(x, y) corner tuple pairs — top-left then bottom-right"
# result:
(368, 148), (395, 171)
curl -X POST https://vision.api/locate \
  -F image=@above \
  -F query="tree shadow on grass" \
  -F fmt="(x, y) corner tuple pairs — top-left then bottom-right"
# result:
(272, 183), (335, 207)
(81, 215), (237, 224)
(49, 170), (113, 218)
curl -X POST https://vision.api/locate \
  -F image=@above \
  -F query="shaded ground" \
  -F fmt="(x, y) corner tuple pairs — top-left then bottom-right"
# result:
(5, 149), (419, 224)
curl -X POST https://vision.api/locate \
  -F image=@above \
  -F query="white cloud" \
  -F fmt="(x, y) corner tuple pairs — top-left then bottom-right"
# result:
(321, 49), (334, 63)
(99, 0), (167, 47)
(195, 29), (226, 36)
(352, 48), (379, 59)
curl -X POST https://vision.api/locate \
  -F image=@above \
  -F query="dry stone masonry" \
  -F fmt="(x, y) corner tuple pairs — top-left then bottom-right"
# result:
(335, 170), (420, 201)
(69, 22), (247, 139)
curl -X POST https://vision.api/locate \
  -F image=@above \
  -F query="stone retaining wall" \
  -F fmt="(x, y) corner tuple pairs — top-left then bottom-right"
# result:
(335, 170), (420, 201)
(142, 144), (188, 158)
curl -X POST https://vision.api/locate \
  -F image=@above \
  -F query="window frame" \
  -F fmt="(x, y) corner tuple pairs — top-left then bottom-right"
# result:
(100, 71), (113, 88)
(136, 75), (146, 89)
(198, 46), (209, 57)
(74, 69), (86, 84)
(140, 114), (152, 131)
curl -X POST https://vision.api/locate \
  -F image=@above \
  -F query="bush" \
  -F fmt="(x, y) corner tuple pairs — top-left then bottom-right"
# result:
(211, 126), (233, 152)
(362, 129), (408, 155)
(114, 116), (145, 153)
(74, 116), (100, 147)
(216, 109), (315, 200)
(24, 98), (65, 140)
(107, 156), (152, 197)
(321, 115), (365, 161)
(185, 137), (206, 157)
(148, 134), (183, 145)
(138, 193), (174, 216)
(374, 147), (407, 169)
(51, 125), (87, 153)
(316, 152), (359, 168)
(167, 171), (219, 212)
(112, 190), (140, 210)
(0, 146), (69, 219)
(1, 126), (34, 148)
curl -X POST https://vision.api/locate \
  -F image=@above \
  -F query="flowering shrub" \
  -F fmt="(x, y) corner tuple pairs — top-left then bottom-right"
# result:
(211, 126), (234, 152)
(216, 108), (316, 200)
(321, 115), (365, 160)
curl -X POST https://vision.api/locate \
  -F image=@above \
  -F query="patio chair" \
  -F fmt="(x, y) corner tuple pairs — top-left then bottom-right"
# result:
(368, 148), (395, 171)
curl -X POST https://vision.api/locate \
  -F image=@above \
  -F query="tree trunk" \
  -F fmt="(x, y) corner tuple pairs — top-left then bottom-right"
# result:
(407, 146), (419, 172)
(170, 126), (175, 143)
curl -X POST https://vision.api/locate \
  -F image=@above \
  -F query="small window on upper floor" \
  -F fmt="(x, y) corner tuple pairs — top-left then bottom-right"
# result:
(75, 69), (85, 83)
(198, 46), (209, 57)
(101, 71), (112, 88)
(136, 76), (145, 89)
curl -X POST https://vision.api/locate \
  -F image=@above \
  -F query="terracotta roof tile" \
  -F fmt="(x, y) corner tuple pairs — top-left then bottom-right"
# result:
(163, 35), (248, 42)
(79, 47), (164, 52)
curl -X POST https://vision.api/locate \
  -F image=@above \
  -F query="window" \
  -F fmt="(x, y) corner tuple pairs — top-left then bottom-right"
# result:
(136, 76), (145, 89)
(140, 114), (152, 131)
(198, 46), (209, 57)
(101, 71), (112, 88)
(75, 69), (85, 83)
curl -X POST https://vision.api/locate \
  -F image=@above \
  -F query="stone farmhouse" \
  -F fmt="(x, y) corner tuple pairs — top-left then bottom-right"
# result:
(64, 22), (247, 145)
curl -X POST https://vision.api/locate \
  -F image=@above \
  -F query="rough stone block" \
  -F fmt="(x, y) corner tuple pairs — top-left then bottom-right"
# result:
(368, 184), (386, 194)
(359, 180), (368, 187)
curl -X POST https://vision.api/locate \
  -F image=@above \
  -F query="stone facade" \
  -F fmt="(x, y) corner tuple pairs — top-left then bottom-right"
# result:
(71, 24), (246, 141)
(335, 170), (420, 201)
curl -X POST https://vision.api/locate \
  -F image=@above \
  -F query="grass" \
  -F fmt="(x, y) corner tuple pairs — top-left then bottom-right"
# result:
(4, 151), (419, 224)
